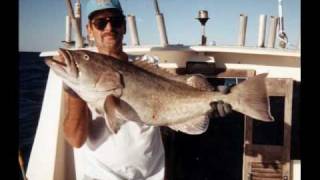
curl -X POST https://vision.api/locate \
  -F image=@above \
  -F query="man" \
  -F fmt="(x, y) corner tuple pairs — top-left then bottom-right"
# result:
(62, 0), (231, 179)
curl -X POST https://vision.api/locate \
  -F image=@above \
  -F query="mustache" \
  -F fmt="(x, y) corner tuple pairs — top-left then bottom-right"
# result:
(102, 32), (118, 38)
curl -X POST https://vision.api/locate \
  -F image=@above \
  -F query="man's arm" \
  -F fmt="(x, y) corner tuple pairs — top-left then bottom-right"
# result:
(63, 85), (91, 148)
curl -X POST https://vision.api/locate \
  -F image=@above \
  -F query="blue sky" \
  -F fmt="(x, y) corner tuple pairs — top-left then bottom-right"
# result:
(19, 0), (300, 52)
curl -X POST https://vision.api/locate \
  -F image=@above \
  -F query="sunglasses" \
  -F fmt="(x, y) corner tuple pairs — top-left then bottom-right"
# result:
(91, 16), (125, 31)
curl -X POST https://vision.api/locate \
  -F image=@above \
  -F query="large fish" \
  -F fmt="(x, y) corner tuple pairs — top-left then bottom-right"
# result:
(45, 49), (274, 135)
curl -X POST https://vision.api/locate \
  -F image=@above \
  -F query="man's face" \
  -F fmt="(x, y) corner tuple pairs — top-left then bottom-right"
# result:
(87, 9), (126, 52)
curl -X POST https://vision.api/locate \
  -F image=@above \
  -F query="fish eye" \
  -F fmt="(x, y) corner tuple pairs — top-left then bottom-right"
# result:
(83, 54), (90, 61)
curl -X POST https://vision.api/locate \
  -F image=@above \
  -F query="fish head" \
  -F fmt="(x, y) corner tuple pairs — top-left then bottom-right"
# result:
(45, 48), (123, 94)
(45, 48), (83, 85)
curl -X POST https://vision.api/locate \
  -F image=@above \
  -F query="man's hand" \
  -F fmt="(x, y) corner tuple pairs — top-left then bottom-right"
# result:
(208, 85), (233, 118)
(185, 75), (233, 118)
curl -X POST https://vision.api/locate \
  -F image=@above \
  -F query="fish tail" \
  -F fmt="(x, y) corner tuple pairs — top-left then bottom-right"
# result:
(228, 73), (274, 122)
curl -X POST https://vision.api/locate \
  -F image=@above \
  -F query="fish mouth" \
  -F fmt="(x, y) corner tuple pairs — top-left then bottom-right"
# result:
(45, 48), (69, 66)
(45, 48), (79, 78)
(45, 53), (66, 66)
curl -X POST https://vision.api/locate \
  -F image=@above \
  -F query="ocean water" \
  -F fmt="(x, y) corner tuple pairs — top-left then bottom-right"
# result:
(19, 52), (49, 171)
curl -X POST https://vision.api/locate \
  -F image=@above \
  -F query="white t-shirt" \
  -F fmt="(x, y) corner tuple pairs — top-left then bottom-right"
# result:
(78, 55), (165, 180)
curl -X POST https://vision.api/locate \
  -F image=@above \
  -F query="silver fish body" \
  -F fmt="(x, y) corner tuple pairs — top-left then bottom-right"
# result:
(45, 49), (274, 135)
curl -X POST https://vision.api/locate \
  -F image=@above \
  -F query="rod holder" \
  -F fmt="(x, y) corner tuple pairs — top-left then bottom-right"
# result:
(65, 15), (72, 42)
(238, 14), (248, 46)
(258, 14), (267, 47)
(65, 0), (83, 48)
(127, 15), (140, 46)
(267, 16), (278, 48)
(156, 13), (169, 46)
(74, 2), (82, 33)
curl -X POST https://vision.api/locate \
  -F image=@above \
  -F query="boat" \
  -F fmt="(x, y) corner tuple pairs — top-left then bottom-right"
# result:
(25, 0), (300, 179)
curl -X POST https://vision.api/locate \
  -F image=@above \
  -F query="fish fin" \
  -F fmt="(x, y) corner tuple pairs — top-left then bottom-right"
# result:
(168, 115), (209, 135)
(133, 60), (213, 90)
(186, 74), (215, 91)
(113, 98), (142, 122)
(104, 95), (126, 134)
(132, 60), (181, 80)
(228, 73), (274, 122)
(87, 70), (124, 93)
